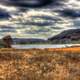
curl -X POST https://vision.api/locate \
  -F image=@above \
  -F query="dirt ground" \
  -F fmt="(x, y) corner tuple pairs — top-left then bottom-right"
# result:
(0, 48), (80, 80)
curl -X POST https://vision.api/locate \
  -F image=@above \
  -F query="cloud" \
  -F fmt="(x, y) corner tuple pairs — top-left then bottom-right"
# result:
(0, 0), (80, 39)
(0, 0), (68, 8)
(0, 25), (15, 29)
(0, 25), (16, 34)
(31, 15), (56, 20)
(22, 15), (55, 26)
(73, 18), (80, 28)
(24, 29), (50, 34)
(60, 9), (80, 18)
(0, 9), (11, 19)
(23, 21), (53, 26)
(0, 0), (53, 7)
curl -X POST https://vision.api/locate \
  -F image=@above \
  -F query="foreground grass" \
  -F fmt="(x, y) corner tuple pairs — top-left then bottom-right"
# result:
(0, 48), (80, 80)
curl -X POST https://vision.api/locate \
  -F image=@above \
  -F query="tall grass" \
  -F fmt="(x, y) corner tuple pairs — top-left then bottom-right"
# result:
(0, 48), (80, 80)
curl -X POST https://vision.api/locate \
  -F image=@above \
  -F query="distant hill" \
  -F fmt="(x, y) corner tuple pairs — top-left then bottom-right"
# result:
(13, 38), (47, 44)
(0, 29), (80, 45)
(48, 29), (80, 44)
(13, 29), (80, 44)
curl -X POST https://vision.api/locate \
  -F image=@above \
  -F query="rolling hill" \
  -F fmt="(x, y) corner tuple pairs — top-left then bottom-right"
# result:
(48, 29), (80, 44)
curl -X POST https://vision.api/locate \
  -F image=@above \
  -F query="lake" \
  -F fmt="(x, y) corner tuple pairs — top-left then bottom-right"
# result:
(12, 44), (80, 49)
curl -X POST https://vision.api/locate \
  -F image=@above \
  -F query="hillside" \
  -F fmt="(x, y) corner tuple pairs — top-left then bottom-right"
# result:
(48, 29), (80, 44)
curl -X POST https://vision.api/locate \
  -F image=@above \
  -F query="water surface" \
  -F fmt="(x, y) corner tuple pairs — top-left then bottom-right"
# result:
(12, 44), (79, 49)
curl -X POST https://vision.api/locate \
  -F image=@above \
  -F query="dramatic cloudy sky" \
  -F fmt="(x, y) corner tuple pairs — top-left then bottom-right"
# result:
(0, 0), (80, 39)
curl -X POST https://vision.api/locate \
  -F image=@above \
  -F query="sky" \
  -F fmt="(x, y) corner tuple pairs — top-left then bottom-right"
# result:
(0, 0), (80, 39)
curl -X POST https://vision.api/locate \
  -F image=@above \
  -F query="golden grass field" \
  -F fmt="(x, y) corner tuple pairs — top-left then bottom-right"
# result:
(0, 47), (80, 80)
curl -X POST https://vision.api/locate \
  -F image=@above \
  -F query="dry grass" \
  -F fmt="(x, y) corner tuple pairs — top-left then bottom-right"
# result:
(0, 48), (80, 80)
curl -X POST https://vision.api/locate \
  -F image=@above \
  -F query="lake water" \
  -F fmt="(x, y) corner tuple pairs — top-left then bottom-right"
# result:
(12, 44), (79, 49)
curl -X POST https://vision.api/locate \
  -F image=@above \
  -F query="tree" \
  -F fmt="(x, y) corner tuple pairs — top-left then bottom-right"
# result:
(2, 35), (13, 48)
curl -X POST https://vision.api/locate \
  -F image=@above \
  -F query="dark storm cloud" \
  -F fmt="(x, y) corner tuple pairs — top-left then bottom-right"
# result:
(24, 29), (49, 34)
(0, 0), (67, 8)
(60, 9), (80, 18)
(0, 26), (15, 29)
(0, 29), (16, 32)
(0, 9), (11, 19)
(0, 0), (52, 7)
(31, 16), (57, 21)
(0, 28), (16, 32)
(0, 25), (16, 33)
(21, 21), (53, 26)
